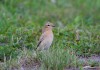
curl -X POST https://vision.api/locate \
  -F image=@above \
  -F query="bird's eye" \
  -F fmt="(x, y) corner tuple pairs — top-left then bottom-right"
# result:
(47, 25), (50, 26)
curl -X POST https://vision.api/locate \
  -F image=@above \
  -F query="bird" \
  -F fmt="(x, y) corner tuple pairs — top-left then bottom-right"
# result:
(37, 22), (55, 51)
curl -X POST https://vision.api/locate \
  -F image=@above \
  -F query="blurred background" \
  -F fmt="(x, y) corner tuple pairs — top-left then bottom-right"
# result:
(0, 0), (100, 64)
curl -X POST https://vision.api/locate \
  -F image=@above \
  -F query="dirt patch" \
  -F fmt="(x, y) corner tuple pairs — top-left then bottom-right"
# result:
(78, 55), (100, 63)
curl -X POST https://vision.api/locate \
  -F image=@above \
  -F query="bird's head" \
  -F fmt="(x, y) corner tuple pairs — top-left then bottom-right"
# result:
(45, 22), (55, 29)
(43, 22), (55, 32)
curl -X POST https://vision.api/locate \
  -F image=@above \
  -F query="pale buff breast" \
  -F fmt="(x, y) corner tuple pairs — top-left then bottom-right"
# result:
(37, 30), (53, 50)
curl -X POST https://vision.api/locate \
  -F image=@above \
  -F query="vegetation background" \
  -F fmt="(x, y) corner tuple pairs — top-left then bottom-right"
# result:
(0, 0), (100, 70)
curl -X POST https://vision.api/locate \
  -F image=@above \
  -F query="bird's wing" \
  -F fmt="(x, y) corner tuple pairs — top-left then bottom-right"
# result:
(37, 33), (46, 47)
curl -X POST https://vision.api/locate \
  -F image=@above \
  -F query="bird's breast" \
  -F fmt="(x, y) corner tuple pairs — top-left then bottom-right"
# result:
(46, 31), (53, 41)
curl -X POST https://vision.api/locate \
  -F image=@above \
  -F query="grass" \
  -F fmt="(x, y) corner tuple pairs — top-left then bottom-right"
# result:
(0, 0), (100, 70)
(0, 48), (80, 70)
(37, 48), (78, 70)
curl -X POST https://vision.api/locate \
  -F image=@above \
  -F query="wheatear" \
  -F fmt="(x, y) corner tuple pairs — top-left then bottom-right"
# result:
(37, 22), (55, 51)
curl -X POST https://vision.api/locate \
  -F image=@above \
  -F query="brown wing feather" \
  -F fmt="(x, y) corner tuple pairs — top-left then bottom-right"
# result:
(37, 33), (46, 47)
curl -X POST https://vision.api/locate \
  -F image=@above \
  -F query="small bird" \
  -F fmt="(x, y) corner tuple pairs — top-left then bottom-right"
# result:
(37, 22), (55, 51)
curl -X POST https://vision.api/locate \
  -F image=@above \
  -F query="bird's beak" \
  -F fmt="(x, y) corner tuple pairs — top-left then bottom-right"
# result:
(52, 25), (55, 27)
